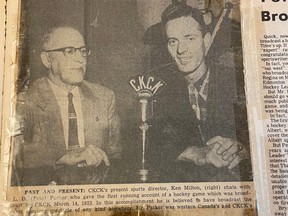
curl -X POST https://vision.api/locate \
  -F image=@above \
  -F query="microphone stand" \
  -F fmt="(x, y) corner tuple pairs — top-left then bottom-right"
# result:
(138, 92), (152, 182)
(129, 75), (165, 182)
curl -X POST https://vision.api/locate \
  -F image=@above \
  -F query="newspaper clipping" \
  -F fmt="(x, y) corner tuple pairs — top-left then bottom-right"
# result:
(242, 1), (288, 216)
(1, 0), (256, 215)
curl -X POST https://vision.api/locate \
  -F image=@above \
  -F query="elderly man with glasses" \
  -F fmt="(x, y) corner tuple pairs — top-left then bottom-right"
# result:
(12, 26), (121, 185)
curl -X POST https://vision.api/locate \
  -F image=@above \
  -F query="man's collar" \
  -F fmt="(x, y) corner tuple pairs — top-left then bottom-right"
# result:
(185, 68), (209, 91)
(186, 68), (210, 102)
(194, 70), (209, 92)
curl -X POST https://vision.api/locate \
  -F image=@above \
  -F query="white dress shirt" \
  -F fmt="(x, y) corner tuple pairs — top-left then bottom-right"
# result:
(48, 79), (85, 149)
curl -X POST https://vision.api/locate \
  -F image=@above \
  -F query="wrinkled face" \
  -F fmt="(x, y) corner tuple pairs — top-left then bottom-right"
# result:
(44, 28), (87, 85)
(165, 16), (206, 74)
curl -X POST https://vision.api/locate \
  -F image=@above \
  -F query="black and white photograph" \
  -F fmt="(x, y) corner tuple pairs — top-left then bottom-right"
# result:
(11, 0), (253, 186)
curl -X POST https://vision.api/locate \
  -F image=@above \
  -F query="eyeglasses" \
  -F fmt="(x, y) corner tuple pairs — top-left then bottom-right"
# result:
(45, 46), (91, 58)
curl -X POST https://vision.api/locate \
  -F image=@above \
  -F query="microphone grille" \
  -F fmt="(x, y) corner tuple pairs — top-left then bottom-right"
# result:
(137, 98), (153, 122)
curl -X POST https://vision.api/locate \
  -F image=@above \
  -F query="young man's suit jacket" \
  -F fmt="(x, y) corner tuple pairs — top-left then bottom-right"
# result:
(148, 62), (251, 182)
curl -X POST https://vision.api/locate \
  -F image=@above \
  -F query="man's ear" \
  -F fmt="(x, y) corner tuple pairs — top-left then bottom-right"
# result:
(40, 52), (51, 68)
(203, 32), (212, 52)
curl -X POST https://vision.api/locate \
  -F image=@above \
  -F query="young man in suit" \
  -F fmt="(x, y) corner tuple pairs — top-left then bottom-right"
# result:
(149, 2), (251, 182)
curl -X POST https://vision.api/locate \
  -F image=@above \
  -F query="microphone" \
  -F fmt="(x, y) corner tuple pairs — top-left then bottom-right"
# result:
(138, 92), (153, 123)
(129, 75), (165, 181)
(130, 75), (165, 122)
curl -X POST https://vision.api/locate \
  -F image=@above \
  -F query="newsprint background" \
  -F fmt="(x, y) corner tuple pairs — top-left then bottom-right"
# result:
(242, 1), (288, 216)
(0, 0), (257, 215)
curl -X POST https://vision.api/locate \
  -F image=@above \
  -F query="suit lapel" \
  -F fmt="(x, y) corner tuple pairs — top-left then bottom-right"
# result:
(35, 78), (66, 151)
(79, 82), (101, 144)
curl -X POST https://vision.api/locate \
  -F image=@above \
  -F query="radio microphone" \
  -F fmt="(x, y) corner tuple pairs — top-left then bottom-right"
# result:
(129, 75), (165, 182)
(138, 91), (153, 123)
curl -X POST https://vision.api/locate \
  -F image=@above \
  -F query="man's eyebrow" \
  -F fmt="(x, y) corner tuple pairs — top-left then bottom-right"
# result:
(184, 34), (195, 38)
(167, 37), (178, 40)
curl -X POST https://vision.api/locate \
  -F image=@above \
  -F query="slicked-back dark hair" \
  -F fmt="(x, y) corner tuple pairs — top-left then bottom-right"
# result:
(161, 1), (207, 36)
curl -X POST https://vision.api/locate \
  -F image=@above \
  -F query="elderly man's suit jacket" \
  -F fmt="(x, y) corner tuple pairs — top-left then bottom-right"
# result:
(14, 77), (121, 174)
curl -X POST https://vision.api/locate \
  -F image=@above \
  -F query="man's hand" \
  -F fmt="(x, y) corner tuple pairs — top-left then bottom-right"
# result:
(177, 136), (248, 169)
(55, 145), (110, 167)
(177, 146), (210, 165)
(55, 149), (84, 166)
(80, 145), (110, 167)
(206, 136), (248, 169)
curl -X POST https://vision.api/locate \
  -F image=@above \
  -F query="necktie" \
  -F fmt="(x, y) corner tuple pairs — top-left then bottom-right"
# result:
(188, 84), (201, 120)
(68, 92), (80, 149)
(188, 84), (208, 143)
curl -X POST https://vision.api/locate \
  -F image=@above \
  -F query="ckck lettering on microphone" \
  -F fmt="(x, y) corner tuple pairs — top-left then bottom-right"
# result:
(129, 75), (165, 96)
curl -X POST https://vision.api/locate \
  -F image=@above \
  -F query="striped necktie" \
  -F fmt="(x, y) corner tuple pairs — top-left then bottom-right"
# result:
(68, 92), (80, 149)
